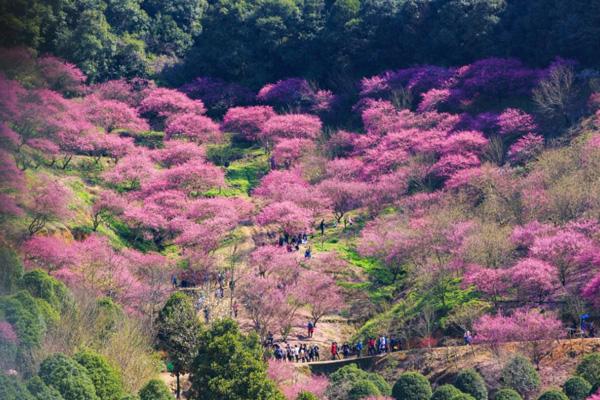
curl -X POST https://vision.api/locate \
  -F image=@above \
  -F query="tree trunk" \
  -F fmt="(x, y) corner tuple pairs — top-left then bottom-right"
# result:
(176, 372), (180, 399)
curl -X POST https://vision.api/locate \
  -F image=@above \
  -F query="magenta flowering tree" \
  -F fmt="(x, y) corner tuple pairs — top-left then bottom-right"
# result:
(257, 78), (335, 114)
(271, 138), (315, 168)
(496, 108), (538, 137)
(140, 161), (225, 196)
(91, 78), (154, 107)
(103, 152), (156, 190)
(84, 95), (149, 133)
(474, 309), (565, 344)
(429, 153), (481, 180)
(582, 273), (600, 308)
(507, 133), (544, 164)
(463, 265), (510, 301)
(260, 114), (322, 147)
(318, 179), (369, 223)
(37, 55), (86, 96)
(91, 190), (127, 230)
(299, 270), (344, 327)
(530, 230), (595, 292)
(441, 131), (489, 156)
(22, 236), (77, 271)
(256, 201), (313, 235)
(25, 174), (72, 236)
(249, 245), (300, 279)
(507, 258), (560, 302)
(267, 359), (329, 400)
(164, 113), (221, 143)
(179, 76), (254, 115)
(325, 130), (359, 157)
(221, 106), (276, 142)
(138, 88), (206, 129)
(151, 140), (205, 167)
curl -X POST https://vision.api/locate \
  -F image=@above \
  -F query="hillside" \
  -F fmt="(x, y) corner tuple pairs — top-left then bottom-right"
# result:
(1, 45), (600, 400)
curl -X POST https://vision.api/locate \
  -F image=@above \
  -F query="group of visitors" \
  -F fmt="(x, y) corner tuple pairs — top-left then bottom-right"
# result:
(273, 343), (321, 363)
(278, 232), (310, 253)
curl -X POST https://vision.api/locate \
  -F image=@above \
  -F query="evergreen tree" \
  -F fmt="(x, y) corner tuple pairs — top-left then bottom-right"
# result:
(189, 318), (285, 400)
(155, 292), (202, 399)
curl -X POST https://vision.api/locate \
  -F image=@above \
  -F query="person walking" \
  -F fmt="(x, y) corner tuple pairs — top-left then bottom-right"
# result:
(355, 340), (363, 358)
(313, 344), (320, 361)
(464, 330), (473, 345)
(307, 320), (314, 338)
(368, 337), (376, 356)
(342, 342), (351, 358)
(331, 342), (339, 360)
(294, 344), (300, 362)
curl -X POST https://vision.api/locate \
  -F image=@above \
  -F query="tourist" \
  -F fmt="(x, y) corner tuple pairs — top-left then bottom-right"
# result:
(331, 342), (339, 360)
(355, 340), (363, 358)
(307, 320), (314, 338)
(342, 342), (351, 358)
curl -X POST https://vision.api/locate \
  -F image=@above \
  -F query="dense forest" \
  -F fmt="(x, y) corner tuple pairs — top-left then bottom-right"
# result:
(2, 0), (600, 86)
(1, 1), (600, 400)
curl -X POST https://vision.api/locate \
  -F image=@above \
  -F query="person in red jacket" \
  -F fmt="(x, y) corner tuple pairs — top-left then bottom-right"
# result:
(331, 342), (340, 360)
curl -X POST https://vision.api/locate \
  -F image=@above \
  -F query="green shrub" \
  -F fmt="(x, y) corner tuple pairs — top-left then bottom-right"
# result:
(349, 380), (381, 400)
(39, 353), (99, 400)
(20, 269), (73, 313)
(138, 379), (172, 400)
(455, 369), (488, 400)
(576, 353), (600, 388)
(502, 355), (541, 397)
(0, 373), (35, 400)
(537, 389), (569, 400)
(0, 246), (24, 295)
(327, 363), (391, 400)
(392, 372), (432, 400)
(296, 392), (319, 400)
(563, 376), (592, 400)
(494, 388), (522, 400)
(0, 292), (46, 349)
(432, 384), (464, 400)
(74, 349), (125, 400)
(27, 376), (65, 400)
(451, 394), (477, 400)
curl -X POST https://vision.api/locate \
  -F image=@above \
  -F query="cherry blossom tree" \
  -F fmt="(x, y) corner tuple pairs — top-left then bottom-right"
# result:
(140, 161), (225, 197)
(260, 114), (322, 147)
(103, 152), (156, 190)
(84, 95), (149, 133)
(318, 179), (369, 223)
(25, 174), (72, 236)
(256, 201), (313, 235)
(221, 106), (276, 141)
(22, 236), (77, 271)
(267, 360), (329, 400)
(300, 270), (344, 327)
(151, 140), (205, 167)
(139, 88), (206, 129)
(507, 133), (544, 165)
(37, 55), (86, 97)
(91, 190), (127, 231)
(271, 138), (316, 169)
(164, 113), (221, 143)
(508, 258), (560, 302)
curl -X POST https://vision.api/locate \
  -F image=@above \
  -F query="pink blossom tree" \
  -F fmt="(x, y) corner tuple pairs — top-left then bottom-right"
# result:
(164, 113), (221, 143)
(37, 55), (86, 96)
(222, 106), (276, 141)
(271, 138), (316, 169)
(317, 179), (369, 223)
(507, 133), (544, 164)
(25, 174), (72, 236)
(138, 88), (206, 129)
(91, 190), (127, 230)
(84, 95), (149, 133)
(507, 258), (560, 302)
(300, 270), (344, 327)
(256, 201), (313, 235)
(140, 161), (225, 197)
(267, 360), (329, 400)
(151, 140), (205, 167)
(21, 236), (77, 271)
(103, 152), (156, 190)
(260, 114), (322, 148)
